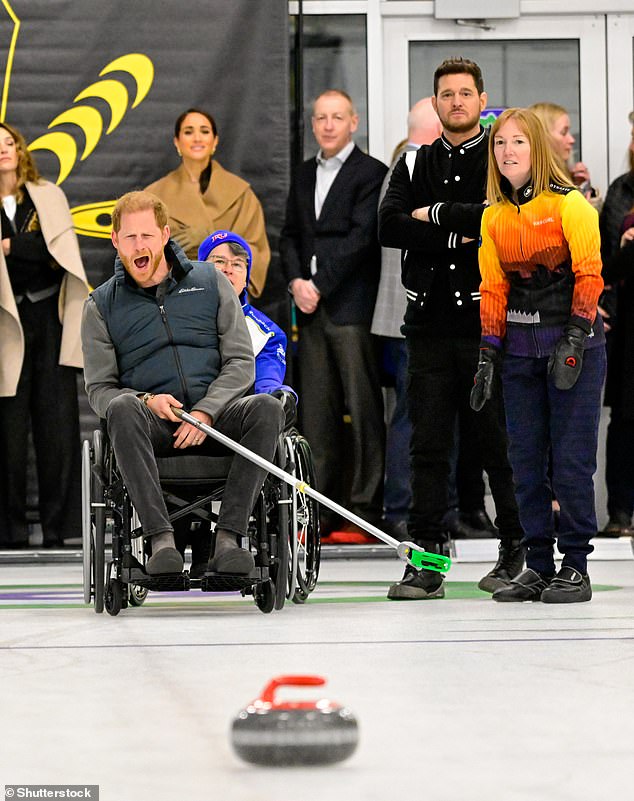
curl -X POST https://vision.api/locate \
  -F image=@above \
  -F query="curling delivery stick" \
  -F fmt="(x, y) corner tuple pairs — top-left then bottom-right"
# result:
(172, 407), (451, 573)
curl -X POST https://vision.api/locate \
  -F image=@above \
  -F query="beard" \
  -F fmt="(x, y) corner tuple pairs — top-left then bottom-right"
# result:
(120, 249), (165, 287)
(439, 110), (481, 135)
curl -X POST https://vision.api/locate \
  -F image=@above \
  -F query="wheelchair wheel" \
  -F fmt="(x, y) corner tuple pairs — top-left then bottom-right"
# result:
(128, 584), (148, 606)
(251, 480), (289, 612)
(254, 579), (275, 614)
(271, 483), (290, 612)
(82, 430), (106, 612)
(92, 430), (107, 613)
(289, 434), (321, 603)
(104, 577), (124, 616)
(81, 440), (92, 604)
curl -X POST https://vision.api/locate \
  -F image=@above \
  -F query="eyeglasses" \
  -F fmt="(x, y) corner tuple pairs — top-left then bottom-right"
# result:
(209, 256), (247, 272)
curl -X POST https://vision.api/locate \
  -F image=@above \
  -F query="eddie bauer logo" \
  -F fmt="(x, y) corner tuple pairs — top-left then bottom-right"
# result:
(1, 2), (154, 240)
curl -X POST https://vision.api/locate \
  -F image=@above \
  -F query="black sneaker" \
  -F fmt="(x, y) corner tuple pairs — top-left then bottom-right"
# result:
(492, 568), (551, 602)
(387, 565), (445, 600)
(189, 562), (208, 580)
(541, 566), (592, 604)
(468, 509), (498, 535)
(478, 540), (525, 593)
(443, 508), (497, 540)
(598, 511), (633, 538)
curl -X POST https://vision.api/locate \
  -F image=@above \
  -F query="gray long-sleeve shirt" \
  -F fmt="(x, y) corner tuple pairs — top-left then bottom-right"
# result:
(81, 266), (254, 422)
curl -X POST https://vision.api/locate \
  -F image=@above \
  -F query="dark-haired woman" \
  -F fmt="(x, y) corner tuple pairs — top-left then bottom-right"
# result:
(0, 122), (89, 547)
(145, 108), (270, 297)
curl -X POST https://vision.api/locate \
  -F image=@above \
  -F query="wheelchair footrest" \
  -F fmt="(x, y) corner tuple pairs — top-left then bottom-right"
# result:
(201, 572), (261, 592)
(123, 567), (191, 592)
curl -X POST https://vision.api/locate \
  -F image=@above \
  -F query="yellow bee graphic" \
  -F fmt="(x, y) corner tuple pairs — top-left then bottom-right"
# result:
(2, 3), (154, 239)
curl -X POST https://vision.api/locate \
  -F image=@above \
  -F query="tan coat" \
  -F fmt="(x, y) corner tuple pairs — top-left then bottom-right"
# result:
(146, 161), (270, 297)
(0, 180), (90, 397)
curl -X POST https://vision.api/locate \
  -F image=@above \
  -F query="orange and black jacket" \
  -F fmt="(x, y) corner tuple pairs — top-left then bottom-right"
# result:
(479, 181), (604, 357)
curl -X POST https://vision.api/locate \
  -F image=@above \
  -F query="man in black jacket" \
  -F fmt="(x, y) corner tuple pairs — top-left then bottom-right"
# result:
(379, 58), (523, 599)
(280, 90), (387, 534)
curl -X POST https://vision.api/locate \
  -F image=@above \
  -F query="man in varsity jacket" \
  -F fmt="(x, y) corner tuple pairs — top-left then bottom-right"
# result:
(379, 57), (524, 600)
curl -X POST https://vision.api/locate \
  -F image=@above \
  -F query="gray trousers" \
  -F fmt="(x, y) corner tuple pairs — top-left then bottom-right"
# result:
(298, 306), (385, 522)
(106, 393), (285, 538)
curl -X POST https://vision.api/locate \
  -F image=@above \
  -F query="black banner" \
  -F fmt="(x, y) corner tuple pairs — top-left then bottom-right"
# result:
(0, 0), (290, 304)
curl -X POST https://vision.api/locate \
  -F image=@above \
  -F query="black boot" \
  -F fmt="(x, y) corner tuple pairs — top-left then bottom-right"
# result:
(492, 568), (551, 602)
(478, 539), (525, 593)
(189, 528), (212, 579)
(387, 541), (446, 600)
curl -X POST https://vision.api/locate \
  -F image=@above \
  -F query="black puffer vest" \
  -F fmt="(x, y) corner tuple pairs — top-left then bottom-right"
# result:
(92, 242), (220, 406)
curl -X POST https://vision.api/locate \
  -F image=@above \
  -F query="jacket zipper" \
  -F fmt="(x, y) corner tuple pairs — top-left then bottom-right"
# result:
(514, 202), (540, 353)
(158, 302), (191, 407)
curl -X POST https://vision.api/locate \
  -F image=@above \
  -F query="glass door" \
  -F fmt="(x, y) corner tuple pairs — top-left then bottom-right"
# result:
(607, 14), (634, 182)
(383, 14), (608, 191)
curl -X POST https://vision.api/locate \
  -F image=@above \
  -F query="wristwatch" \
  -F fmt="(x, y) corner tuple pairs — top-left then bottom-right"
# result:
(140, 392), (155, 406)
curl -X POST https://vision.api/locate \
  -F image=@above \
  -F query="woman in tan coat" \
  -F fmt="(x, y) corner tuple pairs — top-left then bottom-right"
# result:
(0, 122), (89, 547)
(145, 108), (270, 297)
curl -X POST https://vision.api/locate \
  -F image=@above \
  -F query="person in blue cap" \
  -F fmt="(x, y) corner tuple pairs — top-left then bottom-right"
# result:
(171, 230), (297, 576)
(198, 229), (297, 424)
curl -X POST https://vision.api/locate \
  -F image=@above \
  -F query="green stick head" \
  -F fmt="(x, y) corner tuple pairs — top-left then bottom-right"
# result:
(396, 542), (451, 573)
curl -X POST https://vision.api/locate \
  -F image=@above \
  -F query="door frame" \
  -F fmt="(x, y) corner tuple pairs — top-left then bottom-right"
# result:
(382, 14), (608, 189)
(607, 14), (634, 182)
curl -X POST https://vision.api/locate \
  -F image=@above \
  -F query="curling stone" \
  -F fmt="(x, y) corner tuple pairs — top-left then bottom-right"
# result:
(231, 675), (359, 766)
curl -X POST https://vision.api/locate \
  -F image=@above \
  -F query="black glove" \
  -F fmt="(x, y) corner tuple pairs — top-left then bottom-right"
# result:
(470, 344), (502, 412)
(548, 324), (587, 390)
(271, 389), (297, 428)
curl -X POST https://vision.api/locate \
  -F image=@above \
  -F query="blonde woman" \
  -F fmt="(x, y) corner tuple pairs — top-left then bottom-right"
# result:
(530, 101), (601, 207)
(471, 108), (605, 603)
(0, 122), (89, 547)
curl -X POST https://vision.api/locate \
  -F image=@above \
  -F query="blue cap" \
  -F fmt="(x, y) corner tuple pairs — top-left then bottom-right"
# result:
(198, 230), (252, 301)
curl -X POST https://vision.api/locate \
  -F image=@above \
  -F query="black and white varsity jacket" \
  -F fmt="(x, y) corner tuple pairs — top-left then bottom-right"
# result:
(378, 126), (488, 337)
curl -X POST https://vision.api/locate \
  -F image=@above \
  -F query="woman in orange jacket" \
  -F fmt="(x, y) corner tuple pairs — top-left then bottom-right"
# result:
(471, 108), (605, 603)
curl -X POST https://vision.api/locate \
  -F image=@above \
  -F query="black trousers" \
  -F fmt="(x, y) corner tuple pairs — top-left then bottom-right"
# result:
(406, 335), (522, 546)
(604, 406), (634, 520)
(0, 294), (81, 545)
(106, 392), (285, 538)
(297, 306), (385, 524)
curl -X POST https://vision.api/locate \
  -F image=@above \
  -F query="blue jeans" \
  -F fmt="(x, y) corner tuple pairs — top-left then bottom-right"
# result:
(502, 346), (606, 574)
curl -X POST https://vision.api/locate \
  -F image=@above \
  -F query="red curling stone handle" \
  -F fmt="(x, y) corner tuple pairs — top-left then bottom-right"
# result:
(259, 675), (326, 705)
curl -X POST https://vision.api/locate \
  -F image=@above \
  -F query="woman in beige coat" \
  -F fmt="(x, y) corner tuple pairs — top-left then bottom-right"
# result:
(146, 108), (270, 297)
(0, 122), (89, 547)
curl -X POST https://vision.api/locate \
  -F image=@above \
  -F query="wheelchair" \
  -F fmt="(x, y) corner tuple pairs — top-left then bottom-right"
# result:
(81, 423), (321, 616)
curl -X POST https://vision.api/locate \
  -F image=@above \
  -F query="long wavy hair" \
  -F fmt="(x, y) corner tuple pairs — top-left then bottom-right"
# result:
(0, 122), (42, 201)
(486, 108), (573, 205)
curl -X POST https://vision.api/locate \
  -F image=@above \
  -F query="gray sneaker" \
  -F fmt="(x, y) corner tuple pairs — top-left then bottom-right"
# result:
(387, 565), (445, 600)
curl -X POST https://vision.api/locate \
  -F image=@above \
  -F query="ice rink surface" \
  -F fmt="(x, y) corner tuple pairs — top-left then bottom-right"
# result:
(2, 555), (634, 801)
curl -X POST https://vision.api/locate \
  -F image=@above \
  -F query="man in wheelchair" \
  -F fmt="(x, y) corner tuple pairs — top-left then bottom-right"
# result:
(81, 191), (285, 576)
